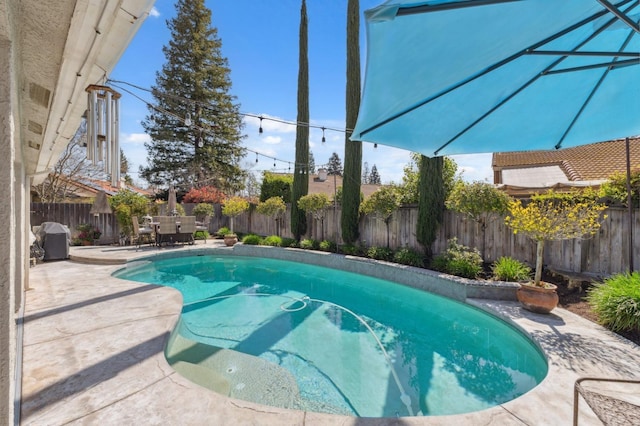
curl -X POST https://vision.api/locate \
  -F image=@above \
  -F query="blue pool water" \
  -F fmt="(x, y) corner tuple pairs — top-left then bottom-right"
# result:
(115, 254), (547, 418)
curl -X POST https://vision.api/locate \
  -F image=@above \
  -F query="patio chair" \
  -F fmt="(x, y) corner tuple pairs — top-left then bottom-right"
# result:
(155, 216), (178, 246)
(176, 216), (196, 245)
(573, 377), (640, 425)
(194, 215), (210, 243)
(131, 216), (154, 248)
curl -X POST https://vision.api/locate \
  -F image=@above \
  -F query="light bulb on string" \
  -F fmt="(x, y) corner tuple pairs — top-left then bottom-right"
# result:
(321, 127), (326, 143)
(273, 158), (276, 168)
(185, 113), (192, 126)
(259, 116), (263, 134)
(197, 130), (204, 148)
(255, 152), (259, 163)
(374, 143), (378, 148)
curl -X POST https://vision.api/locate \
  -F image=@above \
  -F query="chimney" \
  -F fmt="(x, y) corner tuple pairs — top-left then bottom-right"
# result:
(318, 168), (327, 182)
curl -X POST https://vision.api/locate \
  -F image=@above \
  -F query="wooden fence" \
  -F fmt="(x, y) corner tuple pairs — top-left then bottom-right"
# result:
(30, 202), (639, 278)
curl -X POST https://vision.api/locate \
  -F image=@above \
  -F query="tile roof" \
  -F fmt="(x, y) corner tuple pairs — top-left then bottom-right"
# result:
(269, 172), (383, 198)
(492, 137), (640, 181)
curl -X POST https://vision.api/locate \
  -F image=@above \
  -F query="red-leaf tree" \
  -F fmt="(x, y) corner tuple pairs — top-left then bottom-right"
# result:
(182, 186), (226, 204)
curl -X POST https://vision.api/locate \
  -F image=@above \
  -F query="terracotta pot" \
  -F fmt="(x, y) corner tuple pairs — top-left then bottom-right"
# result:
(223, 234), (238, 247)
(516, 282), (559, 314)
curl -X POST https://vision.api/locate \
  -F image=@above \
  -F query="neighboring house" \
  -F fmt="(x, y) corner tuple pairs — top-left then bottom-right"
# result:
(267, 169), (383, 200)
(66, 177), (154, 200)
(492, 137), (640, 197)
(309, 168), (382, 199)
(31, 176), (154, 203)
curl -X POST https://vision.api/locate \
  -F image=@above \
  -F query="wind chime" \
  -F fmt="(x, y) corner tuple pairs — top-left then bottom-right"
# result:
(85, 85), (121, 187)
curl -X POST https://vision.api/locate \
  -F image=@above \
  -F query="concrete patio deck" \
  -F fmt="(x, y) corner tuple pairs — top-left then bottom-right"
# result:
(19, 241), (640, 425)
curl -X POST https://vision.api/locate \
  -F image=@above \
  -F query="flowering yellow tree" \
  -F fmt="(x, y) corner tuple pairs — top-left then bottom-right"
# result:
(505, 191), (607, 287)
(222, 196), (249, 234)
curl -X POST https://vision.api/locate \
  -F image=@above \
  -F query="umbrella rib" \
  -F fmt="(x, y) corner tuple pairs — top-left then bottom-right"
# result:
(597, 0), (640, 33)
(433, 3), (633, 155)
(529, 50), (640, 58)
(395, 0), (519, 16)
(555, 29), (638, 149)
(357, 1), (625, 140)
(543, 58), (639, 75)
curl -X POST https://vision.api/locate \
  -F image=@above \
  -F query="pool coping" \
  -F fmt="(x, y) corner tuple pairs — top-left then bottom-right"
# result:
(20, 241), (640, 425)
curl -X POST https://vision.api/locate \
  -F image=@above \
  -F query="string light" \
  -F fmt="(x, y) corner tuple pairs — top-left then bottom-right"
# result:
(321, 127), (326, 143)
(374, 143), (378, 148)
(105, 79), (344, 174)
(106, 80), (353, 135)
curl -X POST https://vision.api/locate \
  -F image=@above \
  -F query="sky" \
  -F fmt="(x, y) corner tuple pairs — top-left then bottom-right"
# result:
(110, 0), (494, 187)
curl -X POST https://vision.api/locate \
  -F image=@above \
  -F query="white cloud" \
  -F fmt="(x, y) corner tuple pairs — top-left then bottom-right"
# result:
(149, 7), (160, 18)
(450, 153), (493, 183)
(122, 132), (150, 145)
(262, 135), (282, 145)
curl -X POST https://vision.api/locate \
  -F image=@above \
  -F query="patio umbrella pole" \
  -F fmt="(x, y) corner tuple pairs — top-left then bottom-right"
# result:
(626, 137), (634, 271)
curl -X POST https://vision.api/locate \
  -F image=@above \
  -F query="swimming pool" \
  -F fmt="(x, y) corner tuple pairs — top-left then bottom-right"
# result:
(115, 252), (547, 418)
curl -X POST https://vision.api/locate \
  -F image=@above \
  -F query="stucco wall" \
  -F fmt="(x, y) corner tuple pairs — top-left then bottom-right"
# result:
(0, 36), (17, 425)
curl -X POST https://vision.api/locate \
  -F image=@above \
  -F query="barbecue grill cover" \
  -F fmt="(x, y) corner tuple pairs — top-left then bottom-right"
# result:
(36, 222), (70, 261)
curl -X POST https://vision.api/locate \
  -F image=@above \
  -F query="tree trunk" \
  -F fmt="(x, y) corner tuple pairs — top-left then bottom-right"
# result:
(534, 239), (544, 286)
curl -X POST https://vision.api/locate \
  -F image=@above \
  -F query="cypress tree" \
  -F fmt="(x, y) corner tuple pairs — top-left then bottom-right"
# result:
(341, 0), (362, 245)
(140, 0), (245, 193)
(291, 0), (309, 240)
(417, 155), (445, 259)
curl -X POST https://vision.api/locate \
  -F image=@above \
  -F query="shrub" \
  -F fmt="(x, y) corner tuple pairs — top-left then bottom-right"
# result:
(109, 189), (150, 237)
(394, 248), (425, 268)
(318, 240), (336, 252)
(242, 234), (262, 245)
(300, 239), (317, 250)
(262, 235), (282, 247)
(216, 227), (231, 237)
(340, 244), (362, 256)
(367, 246), (394, 261)
(282, 237), (297, 248)
(431, 238), (482, 279)
(491, 256), (531, 282)
(587, 272), (640, 333)
(446, 258), (483, 279)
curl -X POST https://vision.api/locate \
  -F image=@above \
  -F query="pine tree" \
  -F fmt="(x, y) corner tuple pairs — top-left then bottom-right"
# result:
(362, 161), (370, 184)
(417, 155), (445, 258)
(291, 0), (309, 240)
(369, 164), (381, 184)
(341, 0), (362, 245)
(327, 152), (343, 176)
(140, 0), (246, 193)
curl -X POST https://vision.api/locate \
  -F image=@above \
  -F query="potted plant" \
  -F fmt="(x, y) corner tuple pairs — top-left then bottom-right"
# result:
(221, 196), (250, 246)
(505, 190), (607, 313)
(75, 223), (100, 245)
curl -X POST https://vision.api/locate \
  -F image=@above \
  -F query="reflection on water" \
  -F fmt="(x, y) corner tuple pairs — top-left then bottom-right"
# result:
(116, 255), (547, 417)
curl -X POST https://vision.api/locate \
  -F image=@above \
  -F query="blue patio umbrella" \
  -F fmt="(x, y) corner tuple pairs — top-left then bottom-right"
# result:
(351, 0), (640, 156)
